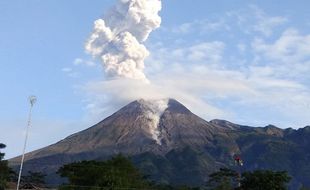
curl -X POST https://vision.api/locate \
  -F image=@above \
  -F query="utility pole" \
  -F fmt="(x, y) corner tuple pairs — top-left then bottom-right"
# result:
(16, 96), (37, 190)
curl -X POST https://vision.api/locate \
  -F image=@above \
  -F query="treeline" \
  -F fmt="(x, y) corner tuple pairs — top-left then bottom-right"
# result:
(0, 143), (309, 190)
(0, 143), (10, 190)
(0, 143), (46, 190)
(56, 156), (292, 190)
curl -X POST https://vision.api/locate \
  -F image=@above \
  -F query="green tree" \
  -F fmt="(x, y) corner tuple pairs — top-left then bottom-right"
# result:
(206, 168), (239, 190)
(57, 154), (152, 190)
(0, 143), (10, 190)
(240, 170), (291, 190)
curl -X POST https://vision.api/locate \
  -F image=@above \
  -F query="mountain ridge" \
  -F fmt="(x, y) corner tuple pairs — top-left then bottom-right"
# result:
(9, 98), (310, 189)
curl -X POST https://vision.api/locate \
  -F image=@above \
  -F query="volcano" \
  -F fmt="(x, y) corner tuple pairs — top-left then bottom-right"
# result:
(9, 99), (310, 188)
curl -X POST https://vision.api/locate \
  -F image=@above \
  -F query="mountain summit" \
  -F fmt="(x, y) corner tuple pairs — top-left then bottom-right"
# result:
(9, 99), (310, 188)
(12, 99), (222, 160)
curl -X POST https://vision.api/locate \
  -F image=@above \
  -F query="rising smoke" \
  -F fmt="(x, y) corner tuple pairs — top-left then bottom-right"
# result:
(85, 0), (162, 81)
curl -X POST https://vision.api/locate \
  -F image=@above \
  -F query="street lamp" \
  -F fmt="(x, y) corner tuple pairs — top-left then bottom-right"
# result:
(16, 96), (37, 190)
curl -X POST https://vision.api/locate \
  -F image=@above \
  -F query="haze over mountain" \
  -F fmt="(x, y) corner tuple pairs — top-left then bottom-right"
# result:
(9, 99), (310, 189)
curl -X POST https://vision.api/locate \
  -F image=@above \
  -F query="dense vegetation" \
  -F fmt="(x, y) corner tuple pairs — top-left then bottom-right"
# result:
(0, 144), (47, 189)
(240, 170), (291, 190)
(206, 168), (239, 190)
(57, 155), (200, 190)
(0, 143), (10, 190)
(57, 154), (152, 190)
(205, 168), (291, 190)
(57, 155), (296, 190)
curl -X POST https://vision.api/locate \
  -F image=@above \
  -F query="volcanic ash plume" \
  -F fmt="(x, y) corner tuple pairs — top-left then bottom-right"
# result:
(85, 0), (162, 81)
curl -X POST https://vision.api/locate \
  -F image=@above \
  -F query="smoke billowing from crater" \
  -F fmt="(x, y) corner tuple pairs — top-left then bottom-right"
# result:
(85, 0), (162, 81)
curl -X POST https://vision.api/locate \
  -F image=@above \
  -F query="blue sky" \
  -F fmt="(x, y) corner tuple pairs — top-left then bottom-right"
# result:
(1, 0), (310, 159)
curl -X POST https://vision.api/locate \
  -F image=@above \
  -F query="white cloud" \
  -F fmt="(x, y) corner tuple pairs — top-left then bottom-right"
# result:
(250, 5), (288, 37)
(226, 5), (288, 37)
(251, 28), (310, 83)
(61, 67), (72, 72)
(237, 43), (246, 53)
(147, 41), (225, 69)
(61, 67), (80, 78)
(171, 19), (230, 34)
(82, 58), (310, 128)
(252, 29), (310, 63)
(73, 58), (96, 67)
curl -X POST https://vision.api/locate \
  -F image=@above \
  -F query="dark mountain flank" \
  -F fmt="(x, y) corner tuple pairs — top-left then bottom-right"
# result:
(9, 99), (310, 188)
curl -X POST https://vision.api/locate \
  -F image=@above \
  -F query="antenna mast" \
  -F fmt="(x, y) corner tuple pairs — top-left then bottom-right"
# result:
(16, 96), (37, 190)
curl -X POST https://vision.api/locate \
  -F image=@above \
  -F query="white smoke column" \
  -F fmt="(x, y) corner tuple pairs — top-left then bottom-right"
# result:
(139, 99), (168, 145)
(85, 0), (162, 81)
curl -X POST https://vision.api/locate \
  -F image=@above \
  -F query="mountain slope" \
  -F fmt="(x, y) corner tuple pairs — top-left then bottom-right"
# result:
(11, 99), (223, 160)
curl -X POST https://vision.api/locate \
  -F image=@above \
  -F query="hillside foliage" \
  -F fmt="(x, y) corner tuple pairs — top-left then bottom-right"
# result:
(57, 154), (153, 190)
(0, 143), (10, 190)
(57, 155), (294, 190)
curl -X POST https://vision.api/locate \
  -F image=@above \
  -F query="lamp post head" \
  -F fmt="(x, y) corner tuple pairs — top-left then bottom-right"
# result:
(29, 96), (37, 106)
